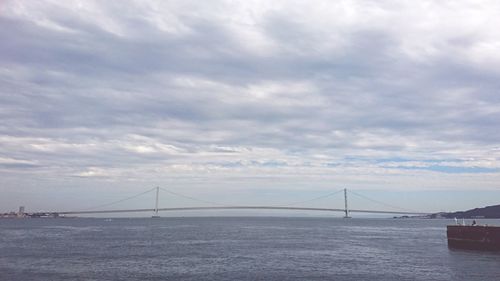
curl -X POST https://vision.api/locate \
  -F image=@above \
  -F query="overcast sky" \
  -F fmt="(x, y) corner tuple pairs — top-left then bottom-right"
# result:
(1, 1), (500, 214)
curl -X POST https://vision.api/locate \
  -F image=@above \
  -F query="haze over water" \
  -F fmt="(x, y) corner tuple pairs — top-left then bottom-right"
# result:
(1, 217), (500, 281)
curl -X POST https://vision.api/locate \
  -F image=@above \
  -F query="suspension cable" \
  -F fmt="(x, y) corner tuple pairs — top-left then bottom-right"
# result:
(160, 187), (345, 208)
(283, 189), (344, 206)
(159, 187), (229, 206)
(78, 187), (157, 211)
(348, 190), (419, 213)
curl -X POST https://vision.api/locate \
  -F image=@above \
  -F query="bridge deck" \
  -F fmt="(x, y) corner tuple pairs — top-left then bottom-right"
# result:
(55, 206), (429, 216)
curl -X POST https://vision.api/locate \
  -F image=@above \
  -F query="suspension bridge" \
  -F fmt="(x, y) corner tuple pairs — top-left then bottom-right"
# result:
(26, 187), (432, 218)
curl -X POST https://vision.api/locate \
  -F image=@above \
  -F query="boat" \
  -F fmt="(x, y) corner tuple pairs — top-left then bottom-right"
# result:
(447, 223), (500, 251)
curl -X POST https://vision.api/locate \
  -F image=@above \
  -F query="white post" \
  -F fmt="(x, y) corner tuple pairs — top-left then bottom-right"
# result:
(344, 188), (350, 218)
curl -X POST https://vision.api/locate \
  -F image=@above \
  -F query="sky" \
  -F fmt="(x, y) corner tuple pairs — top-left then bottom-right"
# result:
(1, 0), (500, 215)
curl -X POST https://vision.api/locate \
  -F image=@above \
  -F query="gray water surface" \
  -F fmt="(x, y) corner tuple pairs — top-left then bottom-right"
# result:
(1, 217), (499, 281)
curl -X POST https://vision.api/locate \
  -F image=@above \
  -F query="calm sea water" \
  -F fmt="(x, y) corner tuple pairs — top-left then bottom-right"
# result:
(1, 217), (499, 281)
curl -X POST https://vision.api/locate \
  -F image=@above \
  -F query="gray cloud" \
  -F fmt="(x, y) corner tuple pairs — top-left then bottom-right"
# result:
(1, 1), (500, 211)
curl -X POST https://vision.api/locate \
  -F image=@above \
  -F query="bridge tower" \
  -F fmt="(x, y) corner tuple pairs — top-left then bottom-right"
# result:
(344, 188), (351, 218)
(152, 186), (160, 218)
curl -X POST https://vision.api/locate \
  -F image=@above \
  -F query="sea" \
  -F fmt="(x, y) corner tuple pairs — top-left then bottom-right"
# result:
(1, 217), (499, 281)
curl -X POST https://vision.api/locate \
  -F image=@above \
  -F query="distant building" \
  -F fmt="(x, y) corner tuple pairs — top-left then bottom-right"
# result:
(17, 206), (25, 217)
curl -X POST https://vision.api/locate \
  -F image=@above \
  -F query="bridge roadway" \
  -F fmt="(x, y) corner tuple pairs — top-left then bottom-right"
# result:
(55, 206), (429, 216)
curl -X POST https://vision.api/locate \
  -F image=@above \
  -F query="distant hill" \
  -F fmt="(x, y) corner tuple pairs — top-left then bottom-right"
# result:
(429, 204), (500, 219)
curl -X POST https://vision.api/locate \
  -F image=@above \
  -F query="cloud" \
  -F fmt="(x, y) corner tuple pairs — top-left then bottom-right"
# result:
(1, 0), (500, 211)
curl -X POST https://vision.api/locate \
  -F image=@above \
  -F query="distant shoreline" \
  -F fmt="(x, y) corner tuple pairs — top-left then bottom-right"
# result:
(395, 204), (500, 219)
